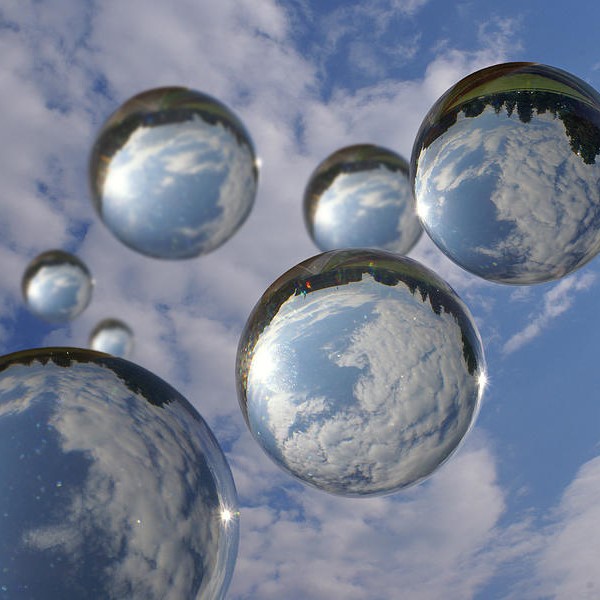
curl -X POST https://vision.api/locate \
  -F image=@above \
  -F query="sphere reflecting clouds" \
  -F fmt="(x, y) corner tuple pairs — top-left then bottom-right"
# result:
(411, 62), (600, 284)
(89, 318), (134, 358)
(236, 249), (486, 497)
(0, 347), (238, 599)
(89, 87), (258, 259)
(22, 250), (93, 323)
(304, 144), (422, 254)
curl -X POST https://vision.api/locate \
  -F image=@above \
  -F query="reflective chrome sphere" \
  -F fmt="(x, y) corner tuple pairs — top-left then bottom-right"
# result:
(411, 62), (600, 284)
(304, 144), (422, 254)
(89, 318), (134, 358)
(22, 250), (93, 323)
(0, 348), (238, 599)
(236, 249), (486, 497)
(89, 87), (258, 259)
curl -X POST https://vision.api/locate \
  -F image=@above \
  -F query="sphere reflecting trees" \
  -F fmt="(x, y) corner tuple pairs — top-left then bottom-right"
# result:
(89, 318), (134, 358)
(0, 347), (238, 599)
(411, 62), (600, 284)
(89, 87), (258, 259)
(236, 249), (486, 496)
(304, 144), (422, 254)
(22, 250), (93, 323)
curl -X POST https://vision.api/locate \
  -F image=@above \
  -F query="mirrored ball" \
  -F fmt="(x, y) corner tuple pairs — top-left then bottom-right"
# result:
(304, 144), (422, 254)
(411, 62), (600, 284)
(22, 250), (93, 323)
(236, 249), (486, 497)
(89, 87), (258, 259)
(0, 347), (239, 599)
(89, 318), (134, 358)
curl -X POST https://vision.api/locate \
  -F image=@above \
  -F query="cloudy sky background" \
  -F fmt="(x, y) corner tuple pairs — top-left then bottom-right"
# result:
(1, 1), (600, 598)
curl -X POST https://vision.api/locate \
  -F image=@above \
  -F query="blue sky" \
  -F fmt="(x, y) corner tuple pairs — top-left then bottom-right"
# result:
(1, 0), (600, 598)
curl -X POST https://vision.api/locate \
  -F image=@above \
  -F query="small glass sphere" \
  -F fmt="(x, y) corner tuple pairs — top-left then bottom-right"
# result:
(0, 347), (238, 599)
(411, 62), (600, 284)
(89, 87), (258, 259)
(89, 318), (134, 358)
(22, 250), (93, 323)
(304, 144), (422, 254)
(236, 249), (486, 497)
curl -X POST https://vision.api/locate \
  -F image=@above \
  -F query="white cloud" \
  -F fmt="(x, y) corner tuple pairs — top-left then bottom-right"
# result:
(0, 3), (568, 599)
(501, 455), (600, 600)
(229, 434), (531, 600)
(502, 271), (596, 355)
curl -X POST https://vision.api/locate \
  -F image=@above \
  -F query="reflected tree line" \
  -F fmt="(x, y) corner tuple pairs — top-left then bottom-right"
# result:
(0, 349), (177, 408)
(92, 95), (258, 195)
(420, 90), (600, 165)
(238, 264), (480, 397)
(304, 146), (409, 231)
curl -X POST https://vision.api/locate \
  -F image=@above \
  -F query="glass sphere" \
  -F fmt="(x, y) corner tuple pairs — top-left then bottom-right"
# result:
(304, 144), (422, 254)
(22, 250), (93, 323)
(89, 87), (258, 259)
(0, 347), (238, 599)
(89, 318), (134, 358)
(411, 62), (600, 284)
(236, 249), (486, 497)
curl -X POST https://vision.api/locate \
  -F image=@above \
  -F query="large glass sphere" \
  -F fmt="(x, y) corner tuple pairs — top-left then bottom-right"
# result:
(89, 318), (134, 358)
(0, 348), (238, 599)
(22, 250), (93, 323)
(236, 249), (486, 497)
(89, 87), (258, 259)
(411, 62), (600, 284)
(304, 144), (422, 254)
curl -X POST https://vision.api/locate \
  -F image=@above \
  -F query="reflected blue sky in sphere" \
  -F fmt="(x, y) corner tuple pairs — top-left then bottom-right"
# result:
(22, 250), (93, 323)
(237, 249), (486, 496)
(89, 87), (258, 259)
(89, 319), (134, 358)
(5, 2), (600, 597)
(412, 62), (600, 284)
(0, 348), (238, 600)
(304, 144), (422, 254)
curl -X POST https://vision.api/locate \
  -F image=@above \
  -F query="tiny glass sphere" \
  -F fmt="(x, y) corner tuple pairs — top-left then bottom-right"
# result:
(0, 347), (239, 599)
(22, 250), (93, 323)
(89, 87), (258, 259)
(89, 318), (134, 358)
(304, 144), (422, 254)
(236, 249), (486, 497)
(411, 62), (600, 284)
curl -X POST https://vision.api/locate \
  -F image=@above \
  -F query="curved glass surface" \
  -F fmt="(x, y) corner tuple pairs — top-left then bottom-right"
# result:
(89, 87), (258, 259)
(22, 250), (93, 323)
(0, 347), (239, 599)
(411, 62), (600, 284)
(236, 249), (486, 497)
(304, 144), (422, 254)
(89, 318), (134, 358)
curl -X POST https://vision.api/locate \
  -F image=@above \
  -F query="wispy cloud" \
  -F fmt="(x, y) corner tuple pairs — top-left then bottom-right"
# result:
(502, 272), (596, 355)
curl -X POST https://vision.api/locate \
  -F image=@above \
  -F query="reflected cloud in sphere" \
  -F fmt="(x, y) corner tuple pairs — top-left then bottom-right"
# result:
(0, 348), (238, 599)
(22, 250), (93, 323)
(89, 318), (134, 358)
(236, 249), (486, 497)
(89, 87), (258, 259)
(411, 62), (600, 284)
(304, 144), (422, 254)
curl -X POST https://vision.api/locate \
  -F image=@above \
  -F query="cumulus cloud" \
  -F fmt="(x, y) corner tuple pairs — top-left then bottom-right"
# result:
(229, 433), (533, 600)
